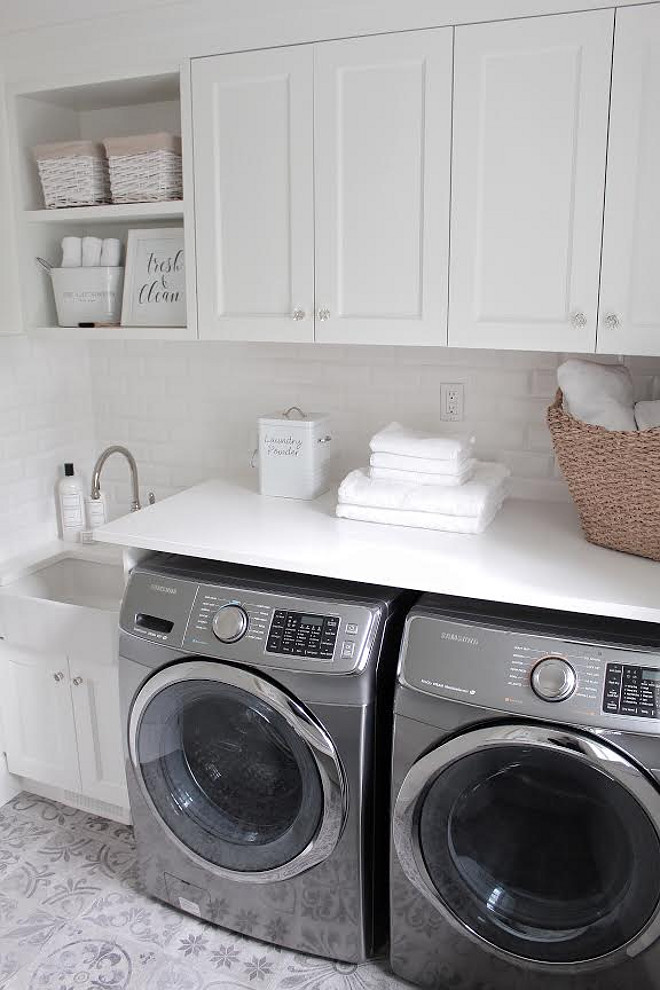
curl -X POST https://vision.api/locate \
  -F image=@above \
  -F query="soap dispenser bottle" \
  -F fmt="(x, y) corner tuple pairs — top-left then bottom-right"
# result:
(58, 462), (86, 542)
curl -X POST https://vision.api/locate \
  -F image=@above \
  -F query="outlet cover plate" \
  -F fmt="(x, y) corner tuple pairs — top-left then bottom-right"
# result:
(440, 384), (464, 422)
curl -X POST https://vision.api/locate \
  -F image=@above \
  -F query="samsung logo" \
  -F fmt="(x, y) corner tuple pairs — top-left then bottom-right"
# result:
(150, 584), (178, 595)
(441, 631), (479, 646)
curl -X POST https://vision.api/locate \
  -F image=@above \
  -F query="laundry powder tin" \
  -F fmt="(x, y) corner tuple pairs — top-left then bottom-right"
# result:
(257, 407), (333, 499)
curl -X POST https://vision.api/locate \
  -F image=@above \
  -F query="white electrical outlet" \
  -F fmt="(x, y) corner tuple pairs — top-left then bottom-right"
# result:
(440, 384), (464, 422)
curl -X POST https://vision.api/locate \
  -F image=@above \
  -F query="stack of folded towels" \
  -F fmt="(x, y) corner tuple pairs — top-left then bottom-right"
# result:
(336, 422), (510, 534)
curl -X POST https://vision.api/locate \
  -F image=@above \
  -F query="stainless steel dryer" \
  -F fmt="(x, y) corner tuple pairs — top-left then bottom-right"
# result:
(390, 595), (660, 990)
(119, 554), (413, 962)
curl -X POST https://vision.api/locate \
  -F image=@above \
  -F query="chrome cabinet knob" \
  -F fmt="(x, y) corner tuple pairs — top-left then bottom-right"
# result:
(531, 656), (577, 702)
(317, 308), (330, 322)
(53, 672), (65, 683)
(72, 677), (83, 686)
(571, 311), (587, 330)
(292, 309), (305, 321)
(603, 313), (620, 331)
(212, 604), (248, 644)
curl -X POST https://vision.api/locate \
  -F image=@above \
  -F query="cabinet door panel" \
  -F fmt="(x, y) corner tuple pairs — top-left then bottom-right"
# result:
(70, 660), (128, 809)
(598, 6), (660, 355)
(450, 11), (613, 351)
(0, 646), (80, 791)
(193, 47), (314, 341)
(314, 29), (452, 345)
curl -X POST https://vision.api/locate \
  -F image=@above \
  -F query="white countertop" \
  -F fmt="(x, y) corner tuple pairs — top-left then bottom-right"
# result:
(93, 476), (660, 624)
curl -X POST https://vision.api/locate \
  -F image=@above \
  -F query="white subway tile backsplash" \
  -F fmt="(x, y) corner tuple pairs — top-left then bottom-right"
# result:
(0, 336), (94, 561)
(2, 333), (658, 554)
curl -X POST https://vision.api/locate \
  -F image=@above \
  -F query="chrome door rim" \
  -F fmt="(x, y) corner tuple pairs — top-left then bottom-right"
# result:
(129, 659), (347, 884)
(393, 722), (660, 970)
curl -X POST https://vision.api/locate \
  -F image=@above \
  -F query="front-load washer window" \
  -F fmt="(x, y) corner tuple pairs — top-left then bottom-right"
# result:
(415, 742), (660, 963)
(134, 677), (324, 873)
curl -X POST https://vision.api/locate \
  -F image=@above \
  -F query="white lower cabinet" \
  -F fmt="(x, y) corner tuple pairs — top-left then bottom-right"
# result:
(1, 646), (80, 792)
(70, 659), (128, 807)
(0, 644), (128, 808)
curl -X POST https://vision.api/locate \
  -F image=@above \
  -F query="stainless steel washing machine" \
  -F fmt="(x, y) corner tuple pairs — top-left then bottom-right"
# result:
(119, 554), (413, 962)
(390, 595), (660, 989)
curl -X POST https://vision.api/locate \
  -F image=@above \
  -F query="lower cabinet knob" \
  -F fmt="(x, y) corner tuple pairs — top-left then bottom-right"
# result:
(53, 672), (65, 683)
(72, 677), (83, 686)
(531, 657), (576, 702)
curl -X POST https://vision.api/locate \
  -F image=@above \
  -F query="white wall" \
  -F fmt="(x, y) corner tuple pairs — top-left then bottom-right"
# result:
(0, 335), (95, 562)
(86, 341), (660, 516)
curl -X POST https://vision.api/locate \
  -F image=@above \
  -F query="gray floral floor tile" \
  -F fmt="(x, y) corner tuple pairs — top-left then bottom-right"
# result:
(80, 886), (185, 949)
(3, 920), (162, 990)
(1, 794), (412, 990)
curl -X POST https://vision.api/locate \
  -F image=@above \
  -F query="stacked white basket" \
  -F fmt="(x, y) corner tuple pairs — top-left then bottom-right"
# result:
(33, 140), (110, 208)
(103, 133), (183, 204)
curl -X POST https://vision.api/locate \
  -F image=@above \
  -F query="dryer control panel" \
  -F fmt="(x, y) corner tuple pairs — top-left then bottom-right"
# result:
(397, 600), (660, 734)
(603, 663), (660, 719)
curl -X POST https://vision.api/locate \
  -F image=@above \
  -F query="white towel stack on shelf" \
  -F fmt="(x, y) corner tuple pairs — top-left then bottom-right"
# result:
(336, 422), (510, 534)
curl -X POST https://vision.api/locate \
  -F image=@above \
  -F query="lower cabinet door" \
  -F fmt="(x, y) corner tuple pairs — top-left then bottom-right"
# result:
(70, 660), (129, 808)
(0, 645), (81, 791)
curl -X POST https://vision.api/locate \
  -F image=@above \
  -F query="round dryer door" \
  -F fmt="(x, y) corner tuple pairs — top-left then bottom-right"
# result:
(129, 660), (346, 882)
(394, 724), (660, 969)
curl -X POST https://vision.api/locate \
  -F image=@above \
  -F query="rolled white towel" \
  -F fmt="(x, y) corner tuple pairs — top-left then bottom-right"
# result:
(100, 238), (122, 267)
(557, 359), (636, 431)
(336, 500), (503, 535)
(635, 400), (660, 431)
(370, 451), (474, 477)
(61, 236), (82, 267)
(338, 462), (509, 518)
(370, 421), (474, 461)
(370, 463), (475, 487)
(82, 236), (103, 267)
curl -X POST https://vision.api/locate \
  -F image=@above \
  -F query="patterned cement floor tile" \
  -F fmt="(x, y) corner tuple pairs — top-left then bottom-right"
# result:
(1, 794), (412, 990)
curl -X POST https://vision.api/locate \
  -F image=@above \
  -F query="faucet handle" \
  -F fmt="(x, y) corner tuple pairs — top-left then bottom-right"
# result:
(148, 492), (156, 506)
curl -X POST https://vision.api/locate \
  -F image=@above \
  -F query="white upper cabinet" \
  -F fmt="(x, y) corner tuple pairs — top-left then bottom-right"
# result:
(314, 30), (452, 345)
(598, 6), (660, 356)
(449, 11), (613, 352)
(192, 47), (314, 342)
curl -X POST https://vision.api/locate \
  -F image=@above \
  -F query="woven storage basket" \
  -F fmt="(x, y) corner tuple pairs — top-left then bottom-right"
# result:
(547, 389), (660, 561)
(104, 133), (182, 204)
(33, 140), (110, 209)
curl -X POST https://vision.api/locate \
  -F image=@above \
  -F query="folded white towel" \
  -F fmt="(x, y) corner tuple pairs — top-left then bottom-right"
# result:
(370, 421), (474, 461)
(370, 464), (475, 487)
(336, 500), (503, 534)
(100, 238), (122, 267)
(82, 236), (103, 267)
(370, 452), (474, 476)
(557, 359), (636, 431)
(61, 236), (82, 268)
(339, 462), (509, 518)
(635, 400), (660, 430)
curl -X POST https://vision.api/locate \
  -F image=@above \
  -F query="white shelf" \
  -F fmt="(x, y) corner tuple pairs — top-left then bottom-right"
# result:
(28, 325), (193, 341)
(24, 201), (184, 224)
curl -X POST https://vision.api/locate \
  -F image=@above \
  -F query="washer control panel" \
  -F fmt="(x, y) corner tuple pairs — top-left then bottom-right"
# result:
(266, 611), (340, 659)
(603, 663), (660, 719)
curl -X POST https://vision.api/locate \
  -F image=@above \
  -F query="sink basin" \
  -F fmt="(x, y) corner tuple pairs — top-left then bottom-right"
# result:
(4, 556), (125, 611)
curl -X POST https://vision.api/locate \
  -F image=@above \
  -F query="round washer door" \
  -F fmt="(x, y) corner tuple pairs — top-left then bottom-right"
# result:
(394, 723), (660, 969)
(129, 660), (346, 883)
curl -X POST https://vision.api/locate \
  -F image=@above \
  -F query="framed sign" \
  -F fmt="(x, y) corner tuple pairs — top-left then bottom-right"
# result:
(121, 227), (186, 327)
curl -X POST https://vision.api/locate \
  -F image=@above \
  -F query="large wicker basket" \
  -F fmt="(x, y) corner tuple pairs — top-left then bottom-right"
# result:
(547, 390), (660, 561)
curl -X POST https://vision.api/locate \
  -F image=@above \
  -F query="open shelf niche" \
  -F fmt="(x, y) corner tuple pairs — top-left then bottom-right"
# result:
(9, 70), (196, 339)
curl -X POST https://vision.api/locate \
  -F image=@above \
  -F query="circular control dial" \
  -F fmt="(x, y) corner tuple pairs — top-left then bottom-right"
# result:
(212, 604), (248, 643)
(531, 656), (577, 702)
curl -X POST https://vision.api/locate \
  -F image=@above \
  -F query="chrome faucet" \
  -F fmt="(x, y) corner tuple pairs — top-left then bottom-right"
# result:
(91, 445), (141, 512)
